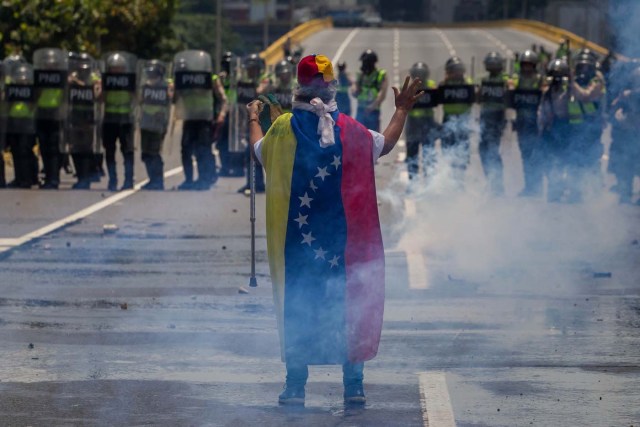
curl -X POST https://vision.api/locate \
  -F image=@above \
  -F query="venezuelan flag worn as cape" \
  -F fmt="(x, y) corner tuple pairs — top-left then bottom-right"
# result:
(261, 109), (385, 365)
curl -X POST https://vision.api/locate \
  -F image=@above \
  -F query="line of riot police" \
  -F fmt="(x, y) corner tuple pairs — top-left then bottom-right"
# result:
(0, 48), (304, 193)
(343, 48), (635, 203)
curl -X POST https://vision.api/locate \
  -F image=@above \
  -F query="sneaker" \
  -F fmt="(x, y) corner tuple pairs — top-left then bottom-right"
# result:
(344, 384), (366, 405)
(278, 385), (305, 406)
(237, 184), (249, 193)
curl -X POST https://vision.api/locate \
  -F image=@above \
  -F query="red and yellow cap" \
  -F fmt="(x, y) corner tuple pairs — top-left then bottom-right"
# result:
(297, 54), (335, 87)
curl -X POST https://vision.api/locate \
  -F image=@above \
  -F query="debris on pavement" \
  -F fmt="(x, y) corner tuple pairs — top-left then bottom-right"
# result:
(120, 303), (128, 310)
(238, 286), (250, 294)
(103, 224), (119, 235)
(28, 343), (34, 349)
(593, 272), (612, 278)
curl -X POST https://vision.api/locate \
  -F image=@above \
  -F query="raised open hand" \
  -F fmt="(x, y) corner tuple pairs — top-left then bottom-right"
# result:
(392, 76), (424, 111)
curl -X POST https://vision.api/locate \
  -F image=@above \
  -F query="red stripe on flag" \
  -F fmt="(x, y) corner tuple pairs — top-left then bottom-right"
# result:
(338, 113), (385, 363)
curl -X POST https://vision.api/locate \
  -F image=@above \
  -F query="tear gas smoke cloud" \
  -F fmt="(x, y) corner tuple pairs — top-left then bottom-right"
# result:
(381, 115), (634, 298)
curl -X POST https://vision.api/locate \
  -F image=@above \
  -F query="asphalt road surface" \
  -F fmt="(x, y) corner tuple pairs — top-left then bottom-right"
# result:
(0, 27), (639, 427)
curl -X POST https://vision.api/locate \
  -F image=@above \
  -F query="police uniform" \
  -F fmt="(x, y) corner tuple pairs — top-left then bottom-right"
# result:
(102, 52), (137, 191)
(67, 53), (100, 189)
(479, 71), (509, 195)
(5, 64), (37, 188)
(566, 69), (606, 200)
(609, 88), (640, 203)
(174, 50), (217, 191)
(336, 65), (352, 117)
(406, 77), (437, 180)
(138, 61), (171, 190)
(512, 73), (544, 196)
(237, 54), (269, 194)
(439, 74), (475, 187)
(539, 60), (572, 202)
(355, 68), (387, 132)
(33, 48), (67, 189)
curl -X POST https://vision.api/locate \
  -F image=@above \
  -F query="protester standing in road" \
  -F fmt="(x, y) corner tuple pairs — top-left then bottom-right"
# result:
(247, 54), (422, 406)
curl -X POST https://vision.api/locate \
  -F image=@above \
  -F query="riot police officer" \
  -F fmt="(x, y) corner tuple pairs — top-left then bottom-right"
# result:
(174, 50), (226, 190)
(216, 51), (241, 176)
(567, 53), (606, 201)
(479, 51), (509, 195)
(0, 59), (10, 187)
(406, 62), (438, 181)
(102, 52), (137, 191)
(67, 52), (100, 189)
(509, 50), (544, 197)
(438, 56), (475, 188)
(138, 60), (172, 190)
(336, 61), (352, 116)
(271, 59), (294, 112)
(33, 48), (67, 189)
(352, 49), (387, 131)
(539, 58), (572, 202)
(609, 66), (640, 204)
(5, 62), (37, 188)
(237, 53), (269, 194)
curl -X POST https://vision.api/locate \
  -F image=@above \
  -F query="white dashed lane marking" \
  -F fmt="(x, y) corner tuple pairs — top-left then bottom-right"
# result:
(0, 166), (184, 254)
(420, 371), (457, 427)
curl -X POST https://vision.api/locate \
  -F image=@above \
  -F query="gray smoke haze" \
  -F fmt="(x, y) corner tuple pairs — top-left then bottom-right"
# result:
(380, 110), (634, 299)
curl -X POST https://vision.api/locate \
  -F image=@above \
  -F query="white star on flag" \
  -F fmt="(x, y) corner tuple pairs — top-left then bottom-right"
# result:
(293, 212), (308, 228)
(309, 180), (318, 192)
(301, 231), (316, 246)
(299, 192), (313, 208)
(331, 155), (341, 170)
(314, 247), (327, 260)
(329, 255), (340, 268)
(316, 166), (330, 181)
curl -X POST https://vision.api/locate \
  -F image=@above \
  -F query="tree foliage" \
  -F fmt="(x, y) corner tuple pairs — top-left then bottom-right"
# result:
(0, 0), (179, 60)
(172, 13), (244, 58)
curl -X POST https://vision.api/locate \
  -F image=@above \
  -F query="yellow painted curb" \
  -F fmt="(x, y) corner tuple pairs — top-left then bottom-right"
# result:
(260, 17), (333, 66)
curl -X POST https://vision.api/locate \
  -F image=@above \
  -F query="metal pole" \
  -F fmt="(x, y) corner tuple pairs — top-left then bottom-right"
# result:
(290, 0), (294, 31)
(249, 154), (258, 287)
(263, 1), (270, 51)
(215, 0), (222, 74)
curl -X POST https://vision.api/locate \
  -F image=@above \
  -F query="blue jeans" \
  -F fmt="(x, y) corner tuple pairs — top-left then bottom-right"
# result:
(285, 362), (364, 387)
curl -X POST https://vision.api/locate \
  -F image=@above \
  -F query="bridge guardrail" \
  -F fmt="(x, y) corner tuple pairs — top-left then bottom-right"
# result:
(260, 17), (333, 66)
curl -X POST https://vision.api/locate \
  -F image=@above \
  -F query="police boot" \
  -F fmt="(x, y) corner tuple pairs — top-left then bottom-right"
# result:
(107, 162), (118, 191)
(0, 158), (6, 188)
(91, 153), (105, 182)
(141, 157), (164, 191)
(122, 152), (134, 190)
(72, 154), (91, 190)
(40, 154), (60, 189)
(154, 156), (165, 190)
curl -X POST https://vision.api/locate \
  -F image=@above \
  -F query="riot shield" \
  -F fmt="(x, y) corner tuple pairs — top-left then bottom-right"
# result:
(102, 51), (138, 124)
(138, 59), (171, 134)
(0, 61), (6, 151)
(228, 56), (243, 153)
(5, 62), (35, 135)
(33, 48), (67, 122)
(173, 50), (213, 121)
(67, 54), (99, 154)
(479, 81), (507, 105)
